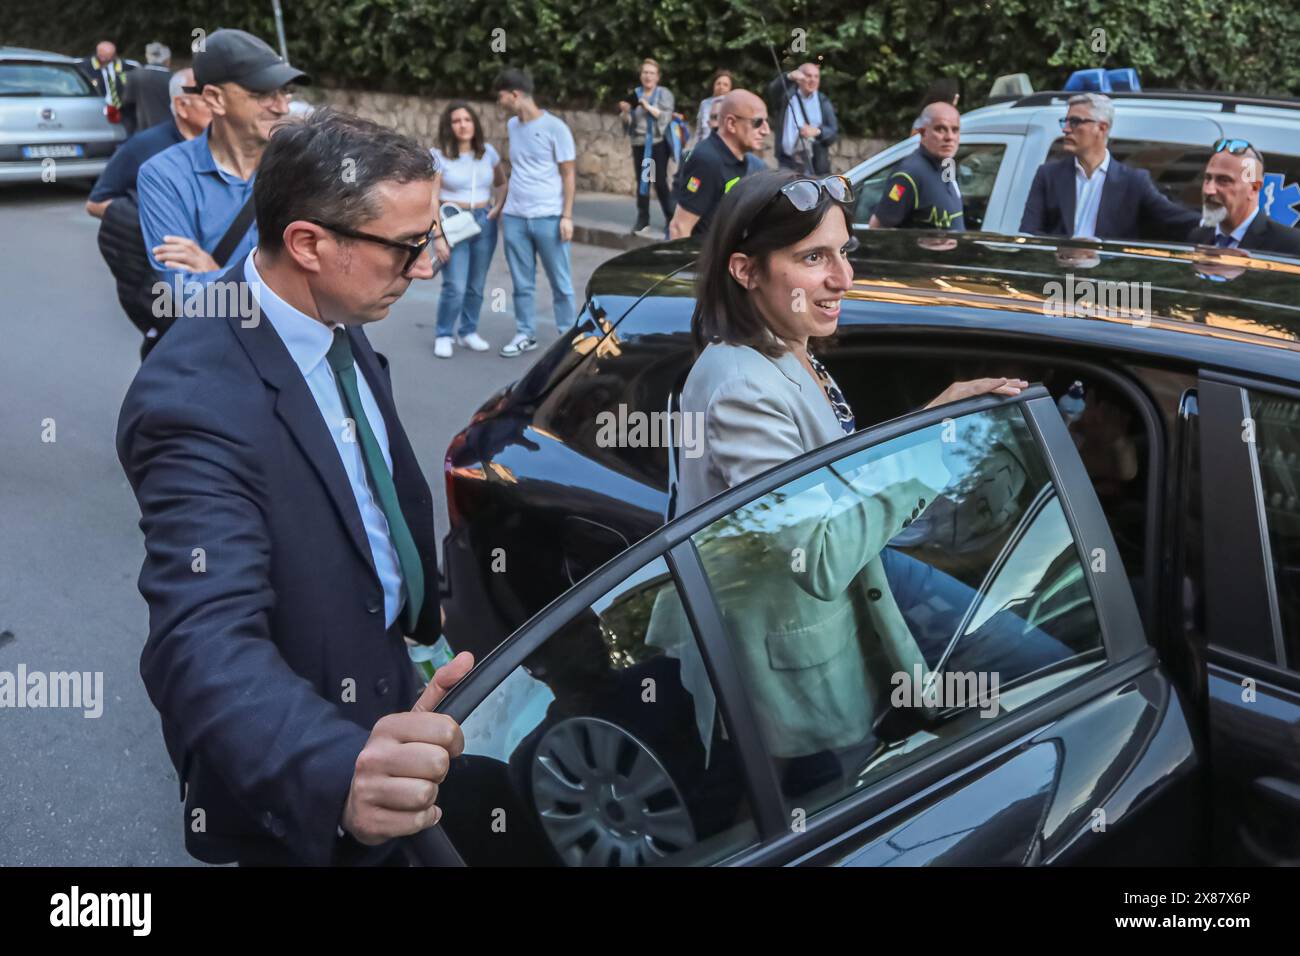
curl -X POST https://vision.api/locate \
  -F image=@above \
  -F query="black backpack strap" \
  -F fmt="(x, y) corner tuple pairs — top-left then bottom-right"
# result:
(212, 193), (257, 267)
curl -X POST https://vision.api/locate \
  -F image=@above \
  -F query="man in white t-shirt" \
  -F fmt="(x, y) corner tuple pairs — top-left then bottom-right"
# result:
(493, 69), (578, 357)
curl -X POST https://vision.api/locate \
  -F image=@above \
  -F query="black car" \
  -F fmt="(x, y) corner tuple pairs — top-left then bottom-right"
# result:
(424, 229), (1300, 867)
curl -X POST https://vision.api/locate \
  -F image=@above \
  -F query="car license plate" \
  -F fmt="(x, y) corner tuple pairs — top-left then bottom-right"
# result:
(22, 144), (84, 159)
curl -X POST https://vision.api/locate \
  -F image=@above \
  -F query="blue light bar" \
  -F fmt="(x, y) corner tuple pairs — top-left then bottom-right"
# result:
(1064, 68), (1110, 92)
(1107, 68), (1141, 91)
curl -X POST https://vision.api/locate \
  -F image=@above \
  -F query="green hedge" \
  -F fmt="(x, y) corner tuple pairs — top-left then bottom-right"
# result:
(8, 0), (1299, 137)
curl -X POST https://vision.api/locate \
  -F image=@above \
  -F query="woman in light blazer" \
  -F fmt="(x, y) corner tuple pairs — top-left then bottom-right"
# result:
(663, 170), (1029, 782)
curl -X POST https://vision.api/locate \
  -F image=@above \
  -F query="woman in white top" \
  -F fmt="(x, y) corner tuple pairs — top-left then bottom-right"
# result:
(696, 68), (733, 142)
(431, 100), (507, 358)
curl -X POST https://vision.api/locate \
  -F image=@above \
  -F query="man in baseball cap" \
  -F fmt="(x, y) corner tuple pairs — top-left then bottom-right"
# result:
(138, 29), (312, 284)
(185, 28), (310, 96)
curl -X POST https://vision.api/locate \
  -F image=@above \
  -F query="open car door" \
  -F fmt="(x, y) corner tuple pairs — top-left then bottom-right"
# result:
(409, 386), (1200, 866)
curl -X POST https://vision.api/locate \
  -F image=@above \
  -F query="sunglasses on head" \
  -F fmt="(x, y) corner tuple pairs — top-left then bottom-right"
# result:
(1214, 138), (1256, 155)
(741, 176), (854, 240)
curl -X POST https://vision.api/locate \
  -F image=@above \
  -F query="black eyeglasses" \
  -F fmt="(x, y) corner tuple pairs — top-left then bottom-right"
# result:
(1058, 116), (1098, 131)
(732, 114), (770, 129)
(741, 176), (854, 240)
(306, 218), (440, 277)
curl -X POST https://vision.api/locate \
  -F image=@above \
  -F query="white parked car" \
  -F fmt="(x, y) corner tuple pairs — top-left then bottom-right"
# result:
(0, 47), (127, 184)
(844, 79), (1300, 235)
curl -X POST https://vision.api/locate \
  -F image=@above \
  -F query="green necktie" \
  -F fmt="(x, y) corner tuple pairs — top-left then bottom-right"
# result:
(326, 328), (424, 632)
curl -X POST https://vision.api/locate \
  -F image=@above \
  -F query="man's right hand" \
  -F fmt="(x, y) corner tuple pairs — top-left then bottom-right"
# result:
(153, 235), (221, 273)
(341, 651), (474, 845)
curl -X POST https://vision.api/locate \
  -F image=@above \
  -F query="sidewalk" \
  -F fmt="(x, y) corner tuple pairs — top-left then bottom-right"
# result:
(571, 190), (670, 251)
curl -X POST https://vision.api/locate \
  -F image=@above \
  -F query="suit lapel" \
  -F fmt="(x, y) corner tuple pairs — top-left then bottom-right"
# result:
(1094, 162), (1119, 238)
(1058, 161), (1077, 236)
(226, 301), (379, 582)
(1243, 210), (1271, 249)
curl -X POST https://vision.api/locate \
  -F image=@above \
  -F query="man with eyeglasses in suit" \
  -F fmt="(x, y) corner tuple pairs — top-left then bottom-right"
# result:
(119, 108), (469, 867)
(1187, 140), (1300, 256)
(1018, 92), (1198, 242)
(669, 90), (770, 239)
(137, 29), (309, 284)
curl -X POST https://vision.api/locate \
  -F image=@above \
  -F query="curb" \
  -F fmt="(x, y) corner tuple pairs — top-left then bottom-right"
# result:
(572, 222), (660, 252)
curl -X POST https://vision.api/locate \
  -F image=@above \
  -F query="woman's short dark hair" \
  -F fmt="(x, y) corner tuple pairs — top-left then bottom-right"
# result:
(709, 68), (734, 90)
(255, 107), (435, 254)
(691, 169), (853, 357)
(437, 100), (486, 161)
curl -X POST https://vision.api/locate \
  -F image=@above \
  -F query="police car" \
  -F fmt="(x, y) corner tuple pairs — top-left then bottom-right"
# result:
(845, 69), (1300, 235)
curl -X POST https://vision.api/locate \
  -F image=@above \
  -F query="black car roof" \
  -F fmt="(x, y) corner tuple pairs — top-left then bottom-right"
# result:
(591, 229), (1300, 385)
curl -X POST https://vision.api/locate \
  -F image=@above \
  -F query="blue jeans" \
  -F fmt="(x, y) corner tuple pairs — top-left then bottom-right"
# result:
(500, 213), (576, 338)
(436, 208), (497, 337)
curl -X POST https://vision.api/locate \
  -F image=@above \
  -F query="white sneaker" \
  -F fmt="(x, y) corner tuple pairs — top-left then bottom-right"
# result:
(457, 332), (490, 352)
(434, 336), (454, 359)
(499, 334), (538, 357)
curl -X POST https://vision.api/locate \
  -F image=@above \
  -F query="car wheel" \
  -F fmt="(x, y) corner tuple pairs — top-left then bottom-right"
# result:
(529, 716), (695, 866)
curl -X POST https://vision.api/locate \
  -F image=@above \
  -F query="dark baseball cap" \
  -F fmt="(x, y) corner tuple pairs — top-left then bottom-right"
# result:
(186, 29), (311, 93)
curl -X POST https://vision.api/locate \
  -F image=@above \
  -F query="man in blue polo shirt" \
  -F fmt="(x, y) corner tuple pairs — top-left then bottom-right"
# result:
(86, 70), (212, 220)
(137, 29), (309, 283)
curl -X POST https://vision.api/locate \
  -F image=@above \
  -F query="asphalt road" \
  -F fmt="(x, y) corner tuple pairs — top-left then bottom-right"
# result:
(0, 179), (618, 865)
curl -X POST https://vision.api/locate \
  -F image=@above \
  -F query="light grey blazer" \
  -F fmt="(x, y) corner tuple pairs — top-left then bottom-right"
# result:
(653, 342), (947, 759)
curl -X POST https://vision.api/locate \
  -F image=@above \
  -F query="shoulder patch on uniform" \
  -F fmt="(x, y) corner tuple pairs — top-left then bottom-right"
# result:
(686, 176), (701, 193)
(888, 182), (906, 202)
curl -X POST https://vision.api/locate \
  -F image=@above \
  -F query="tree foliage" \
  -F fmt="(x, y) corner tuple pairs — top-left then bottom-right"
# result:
(8, 0), (1298, 137)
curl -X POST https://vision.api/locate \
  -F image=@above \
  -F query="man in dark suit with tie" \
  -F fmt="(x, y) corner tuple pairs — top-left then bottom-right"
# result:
(1186, 140), (1300, 257)
(1019, 93), (1198, 242)
(117, 108), (472, 866)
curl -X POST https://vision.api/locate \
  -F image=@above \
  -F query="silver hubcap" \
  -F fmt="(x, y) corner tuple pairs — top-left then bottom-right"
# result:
(530, 717), (695, 866)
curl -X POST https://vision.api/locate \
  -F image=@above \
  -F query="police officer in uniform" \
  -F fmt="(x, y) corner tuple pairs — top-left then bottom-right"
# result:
(869, 101), (964, 231)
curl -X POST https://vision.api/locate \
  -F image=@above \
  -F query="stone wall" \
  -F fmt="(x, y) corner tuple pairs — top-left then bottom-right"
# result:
(311, 88), (889, 194)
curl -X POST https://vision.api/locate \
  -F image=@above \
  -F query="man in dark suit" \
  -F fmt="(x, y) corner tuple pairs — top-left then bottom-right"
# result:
(1186, 141), (1300, 256)
(1019, 92), (1198, 242)
(121, 43), (174, 133)
(117, 108), (471, 866)
(77, 40), (135, 132)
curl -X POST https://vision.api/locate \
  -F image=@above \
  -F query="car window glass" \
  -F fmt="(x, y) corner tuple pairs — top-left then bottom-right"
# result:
(827, 352), (1151, 620)
(953, 144), (1007, 230)
(1047, 137), (1210, 209)
(690, 404), (1105, 818)
(0, 63), (93, 97)
(1249, 390), (1300, 666)
(852, 144), (1007, 230)
(1260, 154), (1300, 230)
(440, 555), (758, 866)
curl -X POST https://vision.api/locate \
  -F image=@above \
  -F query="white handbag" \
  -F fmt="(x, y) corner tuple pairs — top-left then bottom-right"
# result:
(439, 158), (484, 247)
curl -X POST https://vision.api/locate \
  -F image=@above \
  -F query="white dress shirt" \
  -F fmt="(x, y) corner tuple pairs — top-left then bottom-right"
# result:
(1072, 149), (1111, 239)
(782, 88), (822, 159)
(244, 252), (406, 629)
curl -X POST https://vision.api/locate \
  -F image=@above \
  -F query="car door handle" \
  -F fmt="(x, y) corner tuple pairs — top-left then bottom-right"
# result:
(1253, 775), (1300, 813)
